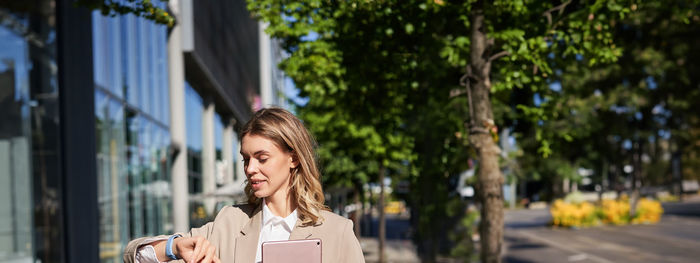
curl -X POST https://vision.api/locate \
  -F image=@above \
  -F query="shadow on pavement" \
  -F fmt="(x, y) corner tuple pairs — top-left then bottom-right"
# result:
(504, 235), (547, 251)
(662, 200), (700, 218)
(505, 219), (550, 229)
(503, 256), (537, 263)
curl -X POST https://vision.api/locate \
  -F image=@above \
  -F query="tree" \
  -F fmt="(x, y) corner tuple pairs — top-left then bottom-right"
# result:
(247, 0), (635, 262)
(509, 1), (700, 225)
(451, 1), (634, 261)
(248, 2), (421, 261)
(550, 0), (700, 206)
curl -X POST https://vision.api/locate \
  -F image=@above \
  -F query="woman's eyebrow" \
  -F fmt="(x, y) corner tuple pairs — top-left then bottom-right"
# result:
(254, 150), (270, 156)
(240, 150), (270, 157)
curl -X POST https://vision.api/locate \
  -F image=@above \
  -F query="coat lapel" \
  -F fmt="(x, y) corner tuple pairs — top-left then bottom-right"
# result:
(289, 219), (317, 240)
(235, 205), (262, 263)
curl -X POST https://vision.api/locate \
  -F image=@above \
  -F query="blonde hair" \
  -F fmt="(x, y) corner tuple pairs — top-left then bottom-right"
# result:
(239, 107), (328, 226)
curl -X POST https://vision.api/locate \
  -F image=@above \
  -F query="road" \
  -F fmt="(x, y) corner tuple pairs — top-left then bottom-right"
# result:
(504, 199), (700, 263)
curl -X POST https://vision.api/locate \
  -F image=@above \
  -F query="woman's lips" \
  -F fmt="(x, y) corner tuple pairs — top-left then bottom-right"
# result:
(251, 179), (265, 190)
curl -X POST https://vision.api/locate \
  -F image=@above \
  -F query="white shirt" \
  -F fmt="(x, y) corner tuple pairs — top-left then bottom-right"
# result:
(134, 201), (298, 263)
(256, 201), (298, 263)
(135, 244), (161, 263)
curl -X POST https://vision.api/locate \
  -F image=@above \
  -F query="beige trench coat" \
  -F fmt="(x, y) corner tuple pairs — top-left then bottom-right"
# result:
(122, 204), (365, 263)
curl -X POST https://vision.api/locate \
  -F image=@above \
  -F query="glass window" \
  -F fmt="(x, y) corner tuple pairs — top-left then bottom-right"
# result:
(215, 114), (223, 159)
(185, 81), (203, 200)
(92, 5), (170, 262)
(0, 22), (34, 258)
(159, 28), (169, 126)
(185, 82), (203, 151)
(95, 90), (128, 262)
(138, 19), (150, 114)
(93, 13), (106, 91)
(125, 111), (144, 239)
(108, 15), (124, 99)
(1, 1), (63, 262)
(141, 120), (156, 236)
(157, 127), (174, 234)
(147, 22), (158, 119)
(123, 14), (139, 106)
(214, 114), (223, 185)
(92, 12), (124, 99)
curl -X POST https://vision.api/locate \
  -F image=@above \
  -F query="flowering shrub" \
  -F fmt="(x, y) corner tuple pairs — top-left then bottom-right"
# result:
(550, 196), (664, 227)
(600, 199), (630, 225)
(550, 200), (597, 227)
(631, 198), (664, 224)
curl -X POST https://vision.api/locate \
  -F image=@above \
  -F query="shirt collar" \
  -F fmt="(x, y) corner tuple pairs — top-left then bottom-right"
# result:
(261, 200), (298, 231)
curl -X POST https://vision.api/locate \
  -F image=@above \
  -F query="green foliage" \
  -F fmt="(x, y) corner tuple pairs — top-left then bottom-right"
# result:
(449, 207), (479, 261)
(75, 0), (174, 26)
(246, 0), (654, 260)
(485, 0), (637, 157)
(248, 1), (474, 258)
(514, 0), (700, 199)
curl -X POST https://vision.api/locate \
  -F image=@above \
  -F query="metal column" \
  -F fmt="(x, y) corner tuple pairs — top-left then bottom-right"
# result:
(57, 0), (98, 261)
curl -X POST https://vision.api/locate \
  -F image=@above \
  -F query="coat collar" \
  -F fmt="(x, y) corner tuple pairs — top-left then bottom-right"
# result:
(235, 204), (262, 263)
(289, 218), (316, 240)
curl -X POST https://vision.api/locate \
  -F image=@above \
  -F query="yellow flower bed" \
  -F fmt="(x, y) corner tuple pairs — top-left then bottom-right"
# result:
(550, 197), (663, 227)
(550, 200), (597, 227)
(631, 198), (664, 224)
(600, 199), (630, 225)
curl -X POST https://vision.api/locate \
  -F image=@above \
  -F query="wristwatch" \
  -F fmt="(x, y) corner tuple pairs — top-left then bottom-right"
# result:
(166, 234), (182, 260)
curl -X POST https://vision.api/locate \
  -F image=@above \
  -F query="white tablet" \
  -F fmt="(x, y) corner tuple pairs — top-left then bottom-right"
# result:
(261, 238), (322, 263)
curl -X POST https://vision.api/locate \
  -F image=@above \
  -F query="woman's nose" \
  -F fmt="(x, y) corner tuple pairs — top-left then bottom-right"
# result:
(245, 159), (257, 175)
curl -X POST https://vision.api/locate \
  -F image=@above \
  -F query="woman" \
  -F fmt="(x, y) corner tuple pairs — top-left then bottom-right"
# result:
(123, 108), (364, 263)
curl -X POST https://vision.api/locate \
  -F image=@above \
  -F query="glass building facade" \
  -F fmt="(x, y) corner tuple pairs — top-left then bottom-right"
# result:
(91, 5), (172, 263)
(184, 81), (231, 227)
(0, 1), (64, 262)
(0, 0), (261, 262)
(185, 81), (203, 196)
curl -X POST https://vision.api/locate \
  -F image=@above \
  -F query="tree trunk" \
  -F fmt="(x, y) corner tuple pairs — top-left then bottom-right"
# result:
(353, 186), (362, 239)
(368, 181), (375, 236)
(378, 165), (386, 263)
(671, 141), (683, 202)
(629, 139), (643, 218)
(599, 158), (608, 202)
(468, 2), (505, 262)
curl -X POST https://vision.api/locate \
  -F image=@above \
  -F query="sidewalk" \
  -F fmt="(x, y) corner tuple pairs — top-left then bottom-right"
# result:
(682, 194), (700, 202)
(360, 237), (421, 263)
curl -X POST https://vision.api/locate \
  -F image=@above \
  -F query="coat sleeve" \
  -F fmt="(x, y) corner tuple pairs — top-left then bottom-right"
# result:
(122, 206), (231, 263)
(340, 219), (365, 263)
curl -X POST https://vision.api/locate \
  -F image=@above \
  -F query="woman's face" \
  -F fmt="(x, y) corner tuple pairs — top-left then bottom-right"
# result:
(241, 134), (297, 201)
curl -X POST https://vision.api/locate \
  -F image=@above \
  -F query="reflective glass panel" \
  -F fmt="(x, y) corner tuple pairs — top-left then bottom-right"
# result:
(0, 15), (34, 261)
(95, 90), (129, 263)
(92, 4), (170, 262)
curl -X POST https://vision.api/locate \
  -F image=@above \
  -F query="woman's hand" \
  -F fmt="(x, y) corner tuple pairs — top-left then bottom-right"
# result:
(173, 236), (221, 263)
